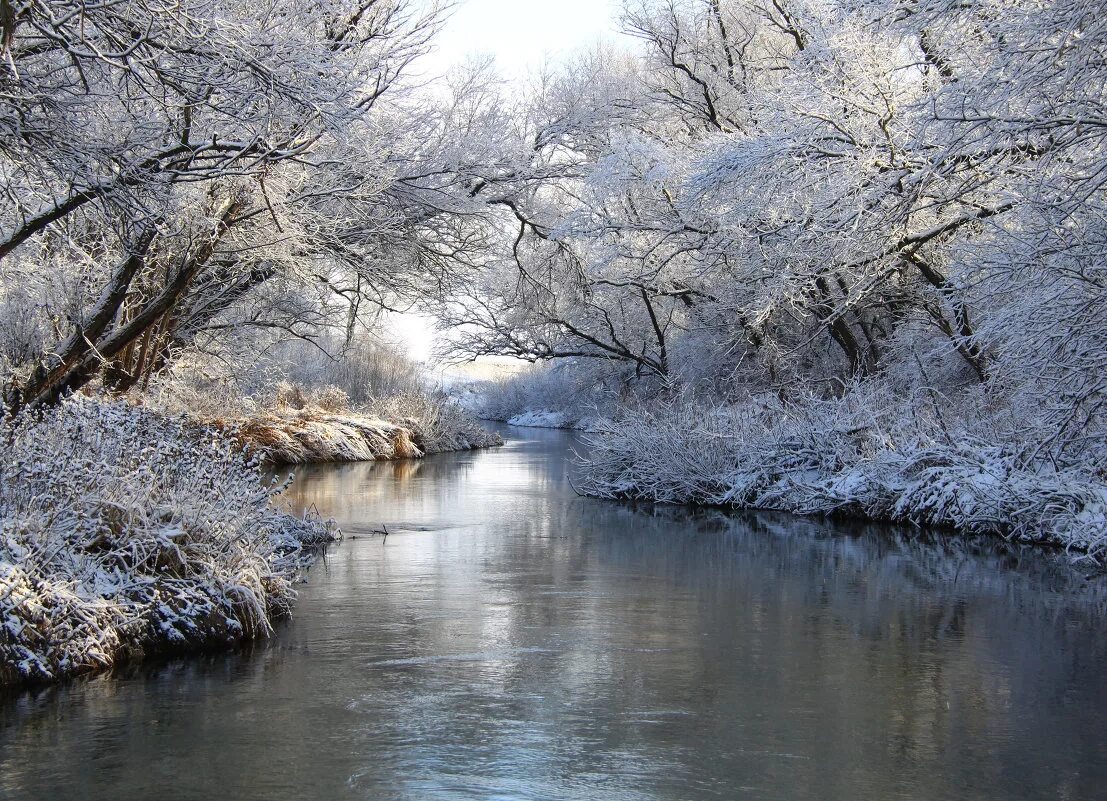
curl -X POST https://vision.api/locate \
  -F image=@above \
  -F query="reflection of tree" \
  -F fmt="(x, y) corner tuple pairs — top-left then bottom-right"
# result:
(577, 502), (1107, 799)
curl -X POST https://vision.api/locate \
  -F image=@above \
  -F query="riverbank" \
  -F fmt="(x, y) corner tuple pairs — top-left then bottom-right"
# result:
(499, 410), (600, 431)
(1, 388), (503, 689)
(0, 399), (339, 689)
(223, 406), (502, 465)
(173, 381), (503, 465)
(576, 399), (1107, 564)
(469, 392), (1107, 562)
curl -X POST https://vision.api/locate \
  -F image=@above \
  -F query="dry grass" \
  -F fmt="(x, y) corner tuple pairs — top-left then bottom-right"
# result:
(222, 410), (421, 464)
(212, 385), (502, 465)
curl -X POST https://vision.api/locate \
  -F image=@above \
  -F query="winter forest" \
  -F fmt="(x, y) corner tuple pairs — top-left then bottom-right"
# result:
(1, 0), (1106, 699)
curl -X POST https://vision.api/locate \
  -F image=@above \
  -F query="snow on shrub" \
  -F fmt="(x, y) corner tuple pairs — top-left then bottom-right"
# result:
(313, 384), (352, 413)
(0, 398), (335, 687)
(578, 392), (1107, 563)
(507, 410), (571, 429)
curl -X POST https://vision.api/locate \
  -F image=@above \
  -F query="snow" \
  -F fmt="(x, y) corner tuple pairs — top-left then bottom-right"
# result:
(576, 393), (1107, 563)
(508, 410), (571, 429)
(0, 398), (338, 688)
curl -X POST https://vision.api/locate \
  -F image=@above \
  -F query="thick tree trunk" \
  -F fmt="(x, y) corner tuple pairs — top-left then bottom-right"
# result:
(6, 201), (245, 412)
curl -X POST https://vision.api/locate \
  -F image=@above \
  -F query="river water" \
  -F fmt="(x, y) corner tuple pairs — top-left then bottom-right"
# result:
(1, 426), (1105, 800)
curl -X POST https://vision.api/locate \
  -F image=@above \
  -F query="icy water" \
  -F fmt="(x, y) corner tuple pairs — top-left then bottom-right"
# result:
(2, 427), (1106, 801)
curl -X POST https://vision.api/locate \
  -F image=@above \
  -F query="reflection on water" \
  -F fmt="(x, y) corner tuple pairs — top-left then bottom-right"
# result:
(2, 426), (1105, 801)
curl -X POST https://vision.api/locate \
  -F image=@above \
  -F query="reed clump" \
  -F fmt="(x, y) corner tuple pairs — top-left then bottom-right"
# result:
(216, 383), (502, 465)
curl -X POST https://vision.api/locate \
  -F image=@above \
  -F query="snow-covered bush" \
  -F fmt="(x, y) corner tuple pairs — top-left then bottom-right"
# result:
(274, 381), (310, 411)
(143, 351), (263, 419)
(274, 382), (349, 414)
(0, 398), (335, 687)
(578, 391), (1107, 563)
(313, 385), (352, 413)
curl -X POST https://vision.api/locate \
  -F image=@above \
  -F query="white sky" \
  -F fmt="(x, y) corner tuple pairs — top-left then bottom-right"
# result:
(381, 1), (625, 363)
(420, 0), (623, 81)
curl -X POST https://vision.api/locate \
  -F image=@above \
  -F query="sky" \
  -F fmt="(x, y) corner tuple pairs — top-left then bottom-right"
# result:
(382, 0), (624, 363)
(420, 0), (623, 82)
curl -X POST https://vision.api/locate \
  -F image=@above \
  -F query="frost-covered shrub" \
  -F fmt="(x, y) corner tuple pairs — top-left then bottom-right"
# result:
(265, 338), (428, 406)
(0, 398), (334, 687)
(578, 390), (1107, 563)
(273, 382), (350, 414)
(274, 380), (309, 411)
(143, 351), (263, 419)
(365, 392), (503, 454)
(313, 384), (351, 413)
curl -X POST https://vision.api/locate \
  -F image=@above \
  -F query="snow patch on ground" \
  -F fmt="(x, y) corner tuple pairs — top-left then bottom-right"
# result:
(508, 410), (570, 428)
(503, 409), (604, 432)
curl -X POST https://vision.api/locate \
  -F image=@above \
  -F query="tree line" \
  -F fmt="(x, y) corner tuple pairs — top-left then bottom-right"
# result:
(1, 0), (1104, 472)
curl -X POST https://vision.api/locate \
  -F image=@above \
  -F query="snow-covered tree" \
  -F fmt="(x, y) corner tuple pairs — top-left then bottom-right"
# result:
(0, 0), (500, 407)
(444, 0), (1106, 475)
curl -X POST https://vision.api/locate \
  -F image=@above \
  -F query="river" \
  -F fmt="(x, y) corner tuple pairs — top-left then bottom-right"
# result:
(1, 426), (1105, 800)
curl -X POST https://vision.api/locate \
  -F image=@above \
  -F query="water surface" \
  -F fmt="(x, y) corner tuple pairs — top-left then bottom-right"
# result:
(2, 426), (1105, 800)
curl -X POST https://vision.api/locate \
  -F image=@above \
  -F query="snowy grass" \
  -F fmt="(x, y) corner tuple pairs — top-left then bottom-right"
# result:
(577, 394), (1107, 564)
(0, 398), (337, 687)
(507, 410), (571, 429)
(224, 409), (426, 464)
(215, 387), (503, 465)
(365, 391), (504, 455)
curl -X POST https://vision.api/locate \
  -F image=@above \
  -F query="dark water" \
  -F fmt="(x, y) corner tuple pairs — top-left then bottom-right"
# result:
(2, 426), (1106, 801)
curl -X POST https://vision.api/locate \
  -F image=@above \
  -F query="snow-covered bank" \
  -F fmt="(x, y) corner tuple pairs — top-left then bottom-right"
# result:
(577, 397), (1107, 564)
(220, 392), (503, 465)
(507, 410), (571, 429)
(500, 410), (604, 431)
(0, 399), (337, 688)
(504, 411), (604, 432)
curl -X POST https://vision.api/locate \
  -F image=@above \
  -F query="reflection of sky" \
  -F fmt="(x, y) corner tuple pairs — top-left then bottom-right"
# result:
(281, 432), (567, 534)
(2, 426), (1106, 801)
